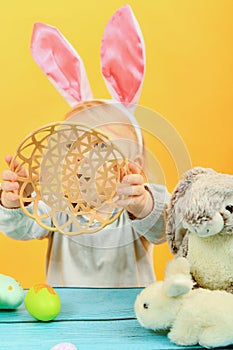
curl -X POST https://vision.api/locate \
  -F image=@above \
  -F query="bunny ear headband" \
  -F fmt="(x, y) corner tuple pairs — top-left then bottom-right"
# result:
(30, 4), (145, 151)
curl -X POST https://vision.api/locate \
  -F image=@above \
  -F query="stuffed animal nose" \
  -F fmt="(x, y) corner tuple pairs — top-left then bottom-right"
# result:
(183, 212), (224, 237)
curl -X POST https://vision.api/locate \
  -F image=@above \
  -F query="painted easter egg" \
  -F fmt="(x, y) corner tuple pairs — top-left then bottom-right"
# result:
(25, 283), (61, 321)
(0, 274), (24, 309)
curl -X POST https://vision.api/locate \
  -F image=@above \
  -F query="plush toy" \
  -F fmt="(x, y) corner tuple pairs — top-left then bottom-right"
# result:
(166, 166), (233, 293)
(135, 257), (233, 348)
(0, 273), (24, 309)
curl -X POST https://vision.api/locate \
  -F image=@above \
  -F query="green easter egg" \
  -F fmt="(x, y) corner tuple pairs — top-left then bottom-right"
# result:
(25, 283), (61, 321)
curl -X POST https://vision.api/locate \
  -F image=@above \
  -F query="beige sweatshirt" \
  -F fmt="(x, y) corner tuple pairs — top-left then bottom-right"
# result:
(0, 184), (169, 287)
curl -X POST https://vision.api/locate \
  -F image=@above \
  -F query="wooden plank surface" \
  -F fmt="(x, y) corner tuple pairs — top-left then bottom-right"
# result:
(4, 288), (229, 349)
(0, 319), (202, 350)
(0, 288), (141, 323)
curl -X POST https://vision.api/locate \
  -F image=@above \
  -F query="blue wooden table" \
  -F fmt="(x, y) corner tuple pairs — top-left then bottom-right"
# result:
(0, 288), (204, 349)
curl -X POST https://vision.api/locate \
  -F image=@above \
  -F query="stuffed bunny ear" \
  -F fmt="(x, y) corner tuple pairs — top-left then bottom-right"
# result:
(164, 277), (193, 297)
(163, 258), (193, 297)
(166, 179), (191, 254)
(166, 167), (216, 254)
(30, 22), (93, 107)
(100, 5), (145, 110)
(165, 257), (191, 278)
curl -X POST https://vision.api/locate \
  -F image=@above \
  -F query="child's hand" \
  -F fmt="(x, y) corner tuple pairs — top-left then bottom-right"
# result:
(116, 163), (153, 219)
(0, 155), (30, 208)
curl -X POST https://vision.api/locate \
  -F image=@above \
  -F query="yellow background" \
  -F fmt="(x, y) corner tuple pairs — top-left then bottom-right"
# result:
(0, 0), (232, 288)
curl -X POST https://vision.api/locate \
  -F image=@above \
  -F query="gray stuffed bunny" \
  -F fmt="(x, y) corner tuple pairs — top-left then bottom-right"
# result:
(166, 167), (233, 293)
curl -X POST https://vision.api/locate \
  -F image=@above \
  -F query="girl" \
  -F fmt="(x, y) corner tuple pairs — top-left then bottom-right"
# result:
(0, 101), (169, 287)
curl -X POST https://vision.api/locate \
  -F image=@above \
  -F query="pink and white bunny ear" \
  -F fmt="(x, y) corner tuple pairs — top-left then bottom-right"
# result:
(30, 22), (93, 107)
(100, 5), (145, 109)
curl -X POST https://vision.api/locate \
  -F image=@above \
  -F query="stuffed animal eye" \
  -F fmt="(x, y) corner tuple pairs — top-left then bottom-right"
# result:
(225, 205), (233, 213)
(143, 303), (149, 309)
